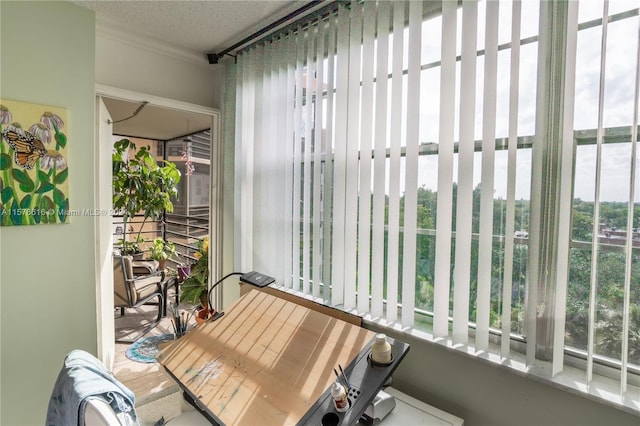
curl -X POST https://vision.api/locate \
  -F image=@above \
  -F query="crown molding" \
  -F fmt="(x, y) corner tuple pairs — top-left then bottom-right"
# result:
(95, 15), (209, 67)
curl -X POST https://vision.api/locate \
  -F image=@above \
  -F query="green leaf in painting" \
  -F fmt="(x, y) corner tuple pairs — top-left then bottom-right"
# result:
(11, 169), (33, 186)
(20, 195), (34, 225)
(53, 168), (68, 184)
(39, 196), (54, 224)
(55, 132), (67, 149)
(53, 188), (65, 205)
(1, 187), (13, 204)
(38, 170), (50, 183)
(10, 199), (21, 225)
(36, 182), (55, 194)
(58, 198), (69, 223)
(40, 195), (54, 210)
(0, 153), (11, 170)
(13, 169), (34, 192)
(19, 194), (32, 210)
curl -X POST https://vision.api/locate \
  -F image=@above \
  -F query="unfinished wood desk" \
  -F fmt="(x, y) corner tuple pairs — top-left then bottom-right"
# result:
(158, 289), (409, 425)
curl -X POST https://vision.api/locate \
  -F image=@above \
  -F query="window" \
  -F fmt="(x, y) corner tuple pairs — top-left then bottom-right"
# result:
(234, 0), (640, 408)
(566, 1), (640, 386)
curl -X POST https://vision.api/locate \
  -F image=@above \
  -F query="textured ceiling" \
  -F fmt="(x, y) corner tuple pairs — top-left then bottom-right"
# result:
(70, 0), (303, 56)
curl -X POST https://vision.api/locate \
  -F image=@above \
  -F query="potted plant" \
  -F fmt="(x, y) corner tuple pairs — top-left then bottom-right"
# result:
(176, 263), (191, 283)
(148, 237), (178, 270)
(117, 236), (145, 260)
(181, 236), (212, 322)
(112, 139), (180, 257)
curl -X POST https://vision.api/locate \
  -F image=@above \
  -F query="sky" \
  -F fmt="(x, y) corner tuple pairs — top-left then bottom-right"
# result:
(414, 0), (640, 203)
(312, 1), (640, 203)
(403, 0), (638, 203)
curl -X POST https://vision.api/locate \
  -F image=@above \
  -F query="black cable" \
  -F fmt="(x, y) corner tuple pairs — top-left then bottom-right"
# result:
(107, 101), (148, 124)
(206, 272), (244, 310)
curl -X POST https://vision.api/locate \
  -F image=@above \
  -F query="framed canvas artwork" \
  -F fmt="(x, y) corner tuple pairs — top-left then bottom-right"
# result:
(0, 99), (70, 225)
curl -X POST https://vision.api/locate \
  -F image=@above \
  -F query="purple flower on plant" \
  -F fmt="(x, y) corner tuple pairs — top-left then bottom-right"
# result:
(40, 111), (64, 131)
(181, 150), (195, 176)
(5, 123), (25, 134)
(29, 123), (52, 144)
(40, 150), (67, 171)
(0, 105), (12, 125)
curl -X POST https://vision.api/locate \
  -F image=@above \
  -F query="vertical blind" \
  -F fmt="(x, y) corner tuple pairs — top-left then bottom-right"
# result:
(234, 0), (639, 400)
(236, 0), (525, 344)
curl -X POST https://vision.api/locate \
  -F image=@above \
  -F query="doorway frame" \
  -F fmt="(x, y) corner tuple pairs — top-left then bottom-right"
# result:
(95, 84), (221, 369)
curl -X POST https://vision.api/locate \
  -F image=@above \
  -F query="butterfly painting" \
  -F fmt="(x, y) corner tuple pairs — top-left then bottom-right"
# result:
(1, 129), (47, 169)
(0, 99), (69, 226)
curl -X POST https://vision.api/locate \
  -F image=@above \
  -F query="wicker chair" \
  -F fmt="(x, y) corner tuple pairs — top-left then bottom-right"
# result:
(113, 255), (164, 343)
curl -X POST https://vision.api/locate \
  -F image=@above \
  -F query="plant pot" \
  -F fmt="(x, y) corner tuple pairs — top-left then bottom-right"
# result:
(158, 259), (167, 270)
(132, 252), (144, 261)
(194, 307), (214, 325)
(177, 264), (191, 282)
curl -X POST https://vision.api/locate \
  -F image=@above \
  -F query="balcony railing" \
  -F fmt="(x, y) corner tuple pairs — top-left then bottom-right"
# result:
(113, 210), (209, 267)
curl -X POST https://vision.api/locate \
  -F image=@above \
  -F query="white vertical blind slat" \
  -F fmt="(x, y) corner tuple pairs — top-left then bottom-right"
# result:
(322, 16), (337, 302)
(433, 0), (458, 338)
(452, 0), (479, 345)
(357, 1), (375, 314)
(386, 0), (405, 323)
(502, 0), (522, 358)
(303, 31), (314, 295)
(401, 0), (422, 327)
(259, 40), (275, 272)
(283, 35), (296, 289)
(268, 40), (282, 273)
(292, 28), (305, 292)
(371, 1), (390, 319)
(274, 42), (286, 278)
(553, 0), (578, 376)
(587, 0), (609, 384)
(239, 50), (256, 272)
(253, 46), (265, 271)
(312, 18), (325, 299)
(476, 0), (500, 351)
(331, 6), (350, 306)
(233, 53), (245, 272)
(273, 40), (287, 278)
(344, 3), (363, 310)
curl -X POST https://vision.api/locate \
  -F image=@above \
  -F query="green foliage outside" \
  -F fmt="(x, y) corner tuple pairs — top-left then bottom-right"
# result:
(566, 200), (640, 364)
(314, 185), (639, 365)
(402, 189), (640, 365)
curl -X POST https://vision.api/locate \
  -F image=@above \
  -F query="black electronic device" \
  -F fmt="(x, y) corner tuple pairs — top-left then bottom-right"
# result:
(240, 271), (275, 288)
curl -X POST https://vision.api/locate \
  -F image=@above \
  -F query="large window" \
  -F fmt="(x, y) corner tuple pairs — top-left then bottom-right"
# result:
(235, 0), (640, 408)
(566, 1), (640, 383)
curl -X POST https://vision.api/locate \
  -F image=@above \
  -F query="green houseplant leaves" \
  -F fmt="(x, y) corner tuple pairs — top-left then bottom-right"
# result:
(112, 138), (180, 255)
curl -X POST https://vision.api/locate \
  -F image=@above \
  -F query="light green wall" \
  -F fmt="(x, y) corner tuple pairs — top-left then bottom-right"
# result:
(0, 2), (97, 424)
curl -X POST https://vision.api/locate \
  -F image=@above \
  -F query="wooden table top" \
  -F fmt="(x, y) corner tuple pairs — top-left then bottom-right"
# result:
(158, 289), (375, 425)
